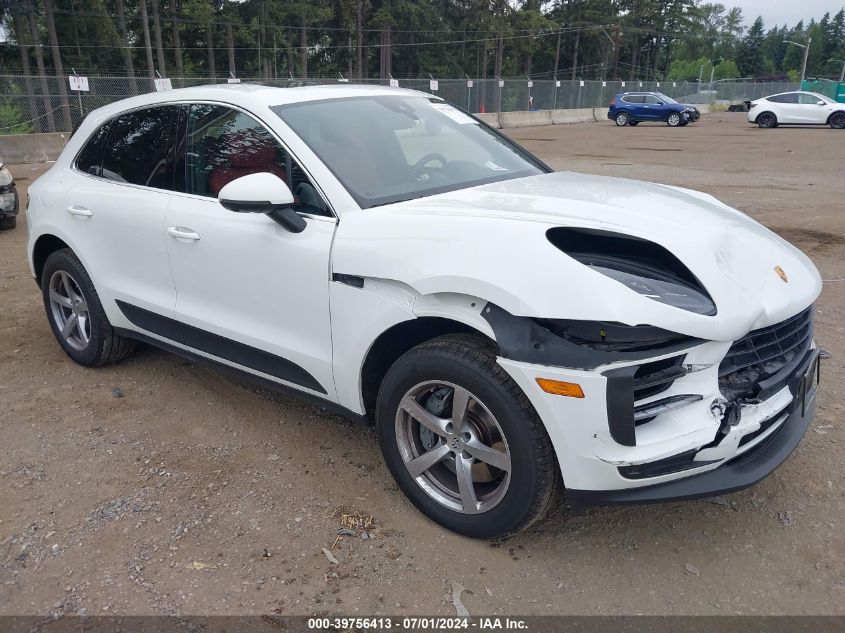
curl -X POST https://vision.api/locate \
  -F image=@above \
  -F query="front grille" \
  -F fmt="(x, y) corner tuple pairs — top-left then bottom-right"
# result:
(719, 307), (813, 401)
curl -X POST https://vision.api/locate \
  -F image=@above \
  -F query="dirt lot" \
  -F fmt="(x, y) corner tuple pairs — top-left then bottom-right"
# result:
(1, 115), (843, 616)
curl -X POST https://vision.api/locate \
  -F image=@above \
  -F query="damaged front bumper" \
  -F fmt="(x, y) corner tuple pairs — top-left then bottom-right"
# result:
(492, 305), (820, 505)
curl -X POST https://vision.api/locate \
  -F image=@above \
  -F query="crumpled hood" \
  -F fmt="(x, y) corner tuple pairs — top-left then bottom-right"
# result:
(332, 171), (822, 342)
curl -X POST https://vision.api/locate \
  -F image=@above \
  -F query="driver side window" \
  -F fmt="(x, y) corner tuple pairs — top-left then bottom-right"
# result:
(185, 104), (331, 216)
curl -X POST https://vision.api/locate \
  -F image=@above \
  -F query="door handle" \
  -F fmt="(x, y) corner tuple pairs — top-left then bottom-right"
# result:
(167, 226), (201, 241)
(66, 205), (93, 217)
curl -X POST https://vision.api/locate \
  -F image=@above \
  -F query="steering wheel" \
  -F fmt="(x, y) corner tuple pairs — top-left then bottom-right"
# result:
(410, 153), (448, 179)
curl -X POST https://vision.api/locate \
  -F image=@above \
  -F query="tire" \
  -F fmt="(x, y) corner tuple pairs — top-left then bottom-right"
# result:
(0, 215), (16, 230)
(628, 121), (639, 127)
(41, 248), (135, 367)
(757, 112), (777, 128)
(829, 112), (845, 129)
(614, 112), (630, 126)
(667, 113), (682, 127)
(375, 334), (559, 538)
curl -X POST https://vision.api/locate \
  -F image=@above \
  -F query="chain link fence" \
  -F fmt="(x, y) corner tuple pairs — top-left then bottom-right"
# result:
(1, 73), (801, 135)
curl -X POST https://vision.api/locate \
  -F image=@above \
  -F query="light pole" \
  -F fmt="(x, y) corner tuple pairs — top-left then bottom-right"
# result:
(828, 58), (845, 83)
(786, 38), (812, 84)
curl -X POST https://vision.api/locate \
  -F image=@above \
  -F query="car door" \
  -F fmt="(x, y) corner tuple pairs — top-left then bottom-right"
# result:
(770, 93), (801, 123)
(625, 95), (648, 119)
(642, 94), (663, 119)
(163, 103), (338, 399)
(65, 104), (180, 323)
(796, 93), (830, 123)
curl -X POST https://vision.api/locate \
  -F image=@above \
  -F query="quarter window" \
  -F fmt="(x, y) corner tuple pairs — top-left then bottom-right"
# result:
(100, 105), (180, 190)
(75, 121), (111, 176)
(185, 104), (329, 216)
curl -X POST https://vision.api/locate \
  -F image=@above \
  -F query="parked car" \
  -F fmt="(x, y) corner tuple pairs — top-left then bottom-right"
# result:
(746, 91), (845, 128)
(0, 158), (19, 230)
(608, 92), (697, 126)
(27, 85), (822, 538)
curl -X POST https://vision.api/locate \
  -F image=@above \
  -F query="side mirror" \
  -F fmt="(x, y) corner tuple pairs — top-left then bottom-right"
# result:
(218, 172), (306, 233)
(817, 100), (826, 105)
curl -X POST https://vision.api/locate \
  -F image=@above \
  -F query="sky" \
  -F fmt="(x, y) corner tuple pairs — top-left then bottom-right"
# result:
(731, 0), (845, 28)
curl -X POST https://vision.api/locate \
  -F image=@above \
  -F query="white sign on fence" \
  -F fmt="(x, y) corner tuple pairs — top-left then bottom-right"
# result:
(639, 82), (643, 87)
(498, 79), (504, 88)
(555, 80), (560, 87)
(602, 81), (607, 87)
(673, 82), (677, 87)
(656, 82), (660, 87)
(579, 80), (585, 87)
(621, 81), (626, 87)
(69, 76), (89, 91)
(466, 80), (473, 88)
(527, 80), (533, 88)
(227, 77), (241, 84)
(154, 78), (173, 92)
(429, 79), (439, 91)
(389, 78), (399, 87)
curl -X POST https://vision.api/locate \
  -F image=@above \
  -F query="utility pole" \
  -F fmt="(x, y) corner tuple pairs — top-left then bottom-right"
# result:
(787, 38), (812, 85)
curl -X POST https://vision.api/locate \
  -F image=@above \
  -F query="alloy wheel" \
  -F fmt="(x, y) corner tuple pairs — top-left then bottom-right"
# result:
(395, 381), (511, 515)
(831, 113), (845, 129)
(668, 113), (681, 126)
(48, 270), (91, 351)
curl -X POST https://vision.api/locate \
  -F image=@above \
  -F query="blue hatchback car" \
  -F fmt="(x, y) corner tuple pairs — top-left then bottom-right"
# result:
(608, 92), (698, 127)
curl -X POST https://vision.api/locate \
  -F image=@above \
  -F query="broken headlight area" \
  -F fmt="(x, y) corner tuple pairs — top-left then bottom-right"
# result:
(546, 227), (716, 315)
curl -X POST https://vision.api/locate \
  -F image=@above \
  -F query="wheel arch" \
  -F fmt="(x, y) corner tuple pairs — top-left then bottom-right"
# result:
(826, 110), (845, 125)
(32, 233), (71, 286)
(359, 316), (498, 422)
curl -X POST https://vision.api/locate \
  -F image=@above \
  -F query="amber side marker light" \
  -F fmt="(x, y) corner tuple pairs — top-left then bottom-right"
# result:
(535, 378), (585, 398)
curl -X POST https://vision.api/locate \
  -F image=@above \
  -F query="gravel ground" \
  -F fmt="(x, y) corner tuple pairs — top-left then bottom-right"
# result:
(1, 114), (843, 616)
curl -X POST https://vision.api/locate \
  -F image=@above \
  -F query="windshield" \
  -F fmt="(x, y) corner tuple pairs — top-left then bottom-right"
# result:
(272, 96), (548, 208)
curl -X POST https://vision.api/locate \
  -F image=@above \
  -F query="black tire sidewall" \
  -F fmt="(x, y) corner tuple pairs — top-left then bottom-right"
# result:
(41, 250), (109, 366)
(615, 112), (629, 126)
(668, 113), (681, 126)
(376, 344), (551, 538)
(758, 113), (776, 128)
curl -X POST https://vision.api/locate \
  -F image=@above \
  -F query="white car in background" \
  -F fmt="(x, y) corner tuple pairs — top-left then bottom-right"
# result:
(26, 84), (822, 538)
(747, 91), (845, 129)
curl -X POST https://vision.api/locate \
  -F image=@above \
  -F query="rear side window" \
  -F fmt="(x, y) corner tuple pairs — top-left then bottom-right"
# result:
(622, 95), (644, 104)
(769, 93), (798, 104)
(100, 105), (180, 190)
(75, 122), (111, 176)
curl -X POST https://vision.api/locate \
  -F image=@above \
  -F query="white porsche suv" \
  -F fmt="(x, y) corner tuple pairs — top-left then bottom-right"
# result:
(27, 84), (822, 538)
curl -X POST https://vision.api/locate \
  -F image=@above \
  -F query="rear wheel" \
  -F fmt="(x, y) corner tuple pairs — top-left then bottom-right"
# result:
(667, 113), (682, 127)
(41, 249), (135, 367)
(375, 335), (559, 538)
(615, 112), (630, 126)
(757, 112), (777, 128)
(830, 112), (845, 129)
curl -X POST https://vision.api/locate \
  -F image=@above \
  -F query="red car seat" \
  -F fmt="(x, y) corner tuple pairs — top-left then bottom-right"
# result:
(207, 131), (287, 196)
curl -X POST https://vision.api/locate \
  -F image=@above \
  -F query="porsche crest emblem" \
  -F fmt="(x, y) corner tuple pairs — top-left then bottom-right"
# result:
(775, 265), (788, 283)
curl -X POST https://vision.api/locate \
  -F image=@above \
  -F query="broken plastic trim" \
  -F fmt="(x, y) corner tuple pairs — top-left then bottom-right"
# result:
(482, 303), (699, 371)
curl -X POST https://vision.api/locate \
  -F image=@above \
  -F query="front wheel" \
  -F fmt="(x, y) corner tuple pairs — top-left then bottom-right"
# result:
(830, 112), (845, 129)
(667, 113), (682, 127)
(375, 335), (559, 538)
(615, 112), (630, 126)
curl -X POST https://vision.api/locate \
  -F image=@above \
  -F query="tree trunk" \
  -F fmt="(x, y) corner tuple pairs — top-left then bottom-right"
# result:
(206, 17), (217, 81)
(570, 29), (581, 80)
(227, 20), (236, 77)
(151, 0), (167, 76)
(138, 0), (156, 83)
(26, 2), (56, 133)
(356, 0), (363, 80)
(115, 0), (137, 92)
(300, 14), (308, 78)
(347, 32), (353, 78)
(44, 0), (73, 132)
(12, 2), (41, 132)
(170, 1), (184, 78)
(629, 36), (639, 81)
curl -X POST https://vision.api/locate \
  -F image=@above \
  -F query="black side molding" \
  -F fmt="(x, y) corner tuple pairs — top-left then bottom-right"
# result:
(332, 273), (365, 288)
(116, 300), (326, 394)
